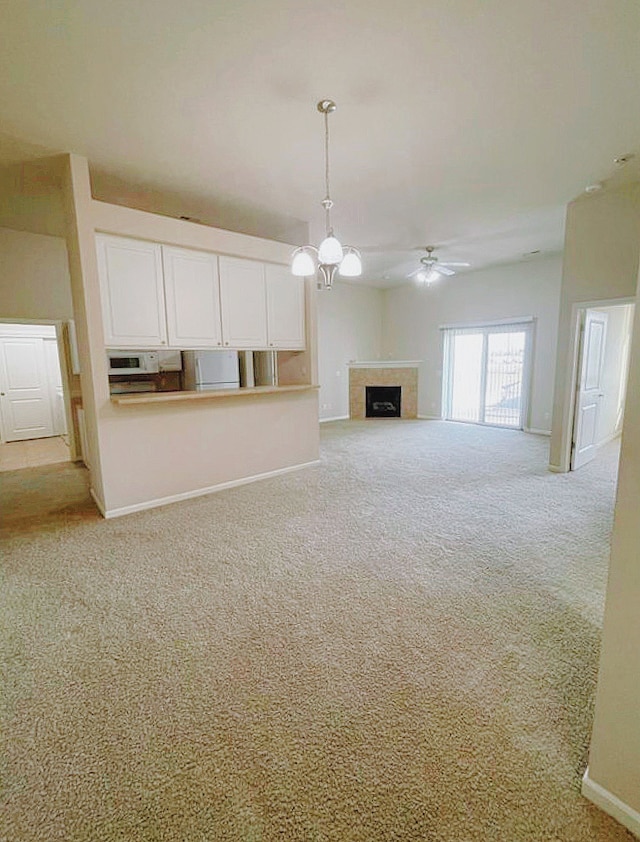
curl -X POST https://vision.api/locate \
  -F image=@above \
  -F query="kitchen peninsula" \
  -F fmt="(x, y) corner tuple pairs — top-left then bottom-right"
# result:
(64, 154), (320, 518)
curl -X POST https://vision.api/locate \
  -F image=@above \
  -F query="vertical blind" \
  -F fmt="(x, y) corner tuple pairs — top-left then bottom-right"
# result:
(441, 321), (532, 429)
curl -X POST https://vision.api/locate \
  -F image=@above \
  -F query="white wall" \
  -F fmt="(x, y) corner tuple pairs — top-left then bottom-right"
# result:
(585, 277), (640, 833)
(0, 159), (67, 239)
(0, 227), (72, 321)
(382, 255), (563, 431)
(317, 281), (384, 420)
(90, 169), (308, 247)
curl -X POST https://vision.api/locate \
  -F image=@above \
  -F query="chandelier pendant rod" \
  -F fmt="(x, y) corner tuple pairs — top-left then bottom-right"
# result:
(290, 98), (362, 288)
(321, 102), (334, 236)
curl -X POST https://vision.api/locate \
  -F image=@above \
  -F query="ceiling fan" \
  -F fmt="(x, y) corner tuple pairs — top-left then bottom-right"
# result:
(407, 246), (470, 284)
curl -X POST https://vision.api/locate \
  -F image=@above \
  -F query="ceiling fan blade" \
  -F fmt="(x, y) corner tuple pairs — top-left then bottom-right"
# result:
(434, 264), (455, 276)
(440, 262), (471, 268)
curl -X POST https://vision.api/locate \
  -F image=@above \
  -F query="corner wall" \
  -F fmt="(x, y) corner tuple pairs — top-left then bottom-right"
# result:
(381, 255), (563, 431)
(0, 159), (79, 458)
(317, 281), (384, 420)
(549, 185), (640, 470)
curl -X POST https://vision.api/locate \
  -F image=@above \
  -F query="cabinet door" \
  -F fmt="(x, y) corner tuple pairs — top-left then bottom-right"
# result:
(162, 246), (223, 348)
(218, 256), (268, 348)
(265, 264), (306, 349)
(96, 234), (167, 347)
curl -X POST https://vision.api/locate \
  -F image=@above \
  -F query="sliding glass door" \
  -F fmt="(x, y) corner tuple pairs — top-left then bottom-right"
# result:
(442, 322), (532, 429)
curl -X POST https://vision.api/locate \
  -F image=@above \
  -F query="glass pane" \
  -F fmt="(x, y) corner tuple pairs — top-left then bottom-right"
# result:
(483, 331), (526, 427)
(449, 333), (483, 422)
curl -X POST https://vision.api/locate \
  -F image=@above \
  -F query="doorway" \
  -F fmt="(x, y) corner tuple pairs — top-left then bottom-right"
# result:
(442, 321), (533, 429)
(0, 322), (71, 471)
(571, 303), (634, 470)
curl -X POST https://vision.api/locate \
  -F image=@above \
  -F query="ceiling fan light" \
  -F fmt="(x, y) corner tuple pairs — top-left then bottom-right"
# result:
(339, 249), (362, 277)
(318, 235), (343, 265)
(291, 249), (316, 276)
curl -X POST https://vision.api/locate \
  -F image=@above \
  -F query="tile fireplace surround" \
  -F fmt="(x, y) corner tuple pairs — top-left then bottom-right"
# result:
(348, 361), (420, 420)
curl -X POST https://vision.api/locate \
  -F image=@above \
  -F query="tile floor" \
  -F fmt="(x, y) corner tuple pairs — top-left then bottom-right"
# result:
(0, 436), (71, 472)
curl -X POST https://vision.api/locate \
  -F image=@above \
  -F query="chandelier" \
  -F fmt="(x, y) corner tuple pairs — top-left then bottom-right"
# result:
(291, 100), (362, 289)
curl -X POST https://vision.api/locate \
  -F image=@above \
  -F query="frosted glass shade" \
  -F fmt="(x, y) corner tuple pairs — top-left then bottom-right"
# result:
(291, 250), (315, 276)
(339, 250), (362, 277)
(318, 236), (343, 265)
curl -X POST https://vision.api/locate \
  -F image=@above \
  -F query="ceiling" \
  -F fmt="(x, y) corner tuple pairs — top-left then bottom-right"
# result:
(1, 0), (639, 288)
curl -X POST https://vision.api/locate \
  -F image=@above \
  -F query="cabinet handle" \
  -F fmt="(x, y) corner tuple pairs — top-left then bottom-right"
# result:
(225, 342), (229, 346)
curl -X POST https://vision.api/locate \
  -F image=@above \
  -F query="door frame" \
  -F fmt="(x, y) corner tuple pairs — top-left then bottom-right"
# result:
(559, 296), (636, 473)
(0, 318), (78, 459)
(441, 317), (535, 430)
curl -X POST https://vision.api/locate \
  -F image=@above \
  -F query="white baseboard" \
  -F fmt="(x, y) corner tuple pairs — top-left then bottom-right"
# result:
(417, 414), (441, 420)
(582, 767), (640, 838)
(319, 415), (349, 423)
(525, 427), (552, 436)
(597, 430), (622, 448)
(548, 431), (620, 475)
(101, 460), (321, 519)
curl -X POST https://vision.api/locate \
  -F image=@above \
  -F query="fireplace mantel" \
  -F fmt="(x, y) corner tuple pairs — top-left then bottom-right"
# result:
(347, 360), (421, 369)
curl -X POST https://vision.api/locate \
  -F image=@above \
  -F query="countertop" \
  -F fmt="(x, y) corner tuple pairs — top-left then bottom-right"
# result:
(110, 383), (318, 405)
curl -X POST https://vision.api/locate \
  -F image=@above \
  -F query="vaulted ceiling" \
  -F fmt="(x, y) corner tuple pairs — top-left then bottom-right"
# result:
(1, 0), (639, 286)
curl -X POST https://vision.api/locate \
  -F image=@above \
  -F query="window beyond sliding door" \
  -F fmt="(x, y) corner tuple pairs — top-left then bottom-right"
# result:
(442, 322), (532, 429)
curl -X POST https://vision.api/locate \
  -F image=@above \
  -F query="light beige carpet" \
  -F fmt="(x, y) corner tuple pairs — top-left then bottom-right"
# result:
(0, 420), (633, 841)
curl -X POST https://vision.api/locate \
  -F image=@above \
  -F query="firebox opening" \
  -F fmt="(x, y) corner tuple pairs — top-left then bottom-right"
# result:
(366, 386), (401, 418)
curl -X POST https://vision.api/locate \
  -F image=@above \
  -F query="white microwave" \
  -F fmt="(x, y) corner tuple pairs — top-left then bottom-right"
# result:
(107, 350), (159, 375)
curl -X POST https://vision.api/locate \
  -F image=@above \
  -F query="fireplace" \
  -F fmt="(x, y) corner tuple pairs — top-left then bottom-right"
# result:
(366, 386), (401, 418)
(348, 361), (419, 420)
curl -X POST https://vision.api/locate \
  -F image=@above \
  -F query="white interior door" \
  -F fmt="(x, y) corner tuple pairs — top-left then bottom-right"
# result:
(0, 337), (54, 441)
(572, 310), (608, 470)
(44, 338), (67, 436)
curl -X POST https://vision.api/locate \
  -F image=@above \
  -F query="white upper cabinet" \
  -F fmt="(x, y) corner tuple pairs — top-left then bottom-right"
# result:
(96, 234), (167, 348)
(265, 264), (306, 349)
(96, 233), (306, 353)
(218, 256), (268, 348)
(162, 246), (222, 348)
